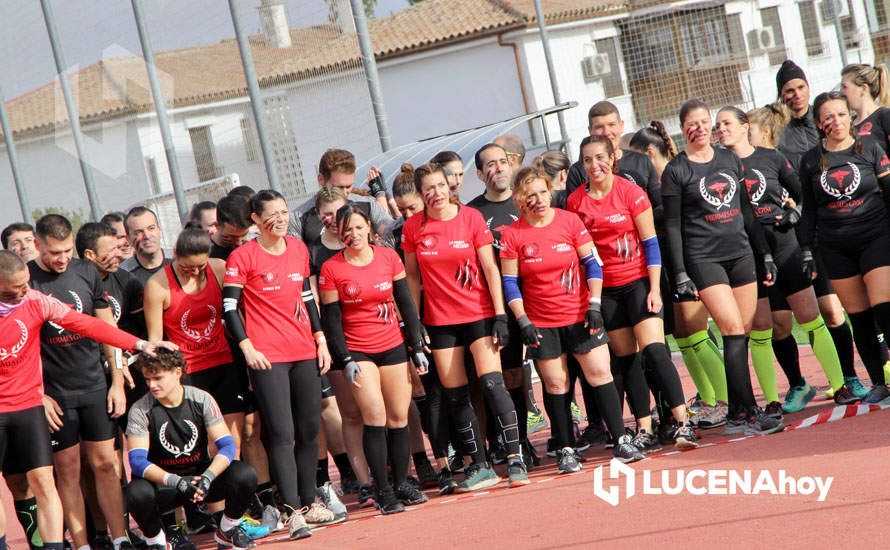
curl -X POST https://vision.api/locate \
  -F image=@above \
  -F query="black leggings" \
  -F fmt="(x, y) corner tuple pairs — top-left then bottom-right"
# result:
(419, 368), (451, 460)
(250, 360), (321, 508)
(126, 461), (257, 538)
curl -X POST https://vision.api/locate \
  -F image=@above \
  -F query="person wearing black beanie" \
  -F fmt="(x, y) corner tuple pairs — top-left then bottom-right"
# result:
(776, 60), (818, 170)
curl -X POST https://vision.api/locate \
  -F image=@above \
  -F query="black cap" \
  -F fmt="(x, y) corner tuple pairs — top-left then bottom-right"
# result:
(776, 60), (807, 94)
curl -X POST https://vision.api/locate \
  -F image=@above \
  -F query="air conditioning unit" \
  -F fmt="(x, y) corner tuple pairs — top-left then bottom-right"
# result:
(746, 27), (777, 52)
(581, 53), (610, 82)
(819, 0), (850, 22)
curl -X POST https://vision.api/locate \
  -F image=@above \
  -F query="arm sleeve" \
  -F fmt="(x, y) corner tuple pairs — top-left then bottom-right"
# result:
(660, 165), (687, 275)
(222, 285), (248, 344)
(321, 301), (351, 363)
(644, 161), (663, 225)
(737, 166), (770, 258)
(392, 278), (424, 347)
(54, 308), (140, 350)
(302, 277), (323, 334)
(797, 156), (817, 248)
(776, 151), (802, 203)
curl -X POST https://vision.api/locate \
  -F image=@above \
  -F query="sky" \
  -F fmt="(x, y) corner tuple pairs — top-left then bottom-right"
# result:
(0, 0), (411, 100)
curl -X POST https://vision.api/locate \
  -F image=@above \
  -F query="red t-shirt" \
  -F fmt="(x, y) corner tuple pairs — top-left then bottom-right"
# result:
(500, 209), (593, 327)
(319, 245), (405, 354)
(567, 176), (652, 288)
(161, 264), (232, 373)
(401, 206), (495, 326)
(0, 290), (139, 413)
(224, 236), (316, 363)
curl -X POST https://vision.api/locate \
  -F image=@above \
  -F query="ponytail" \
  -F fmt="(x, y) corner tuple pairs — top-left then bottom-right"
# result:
(628, 120), (677, 160)
(842, 63), (890, 107)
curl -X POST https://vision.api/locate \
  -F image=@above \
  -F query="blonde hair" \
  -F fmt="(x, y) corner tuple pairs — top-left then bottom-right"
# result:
(842, 63), (890, 106)
(532, 150), (570, 183)
(314, 185), (347, 211)
(747, 103), (790, 148)
(511, 166), (552, 213)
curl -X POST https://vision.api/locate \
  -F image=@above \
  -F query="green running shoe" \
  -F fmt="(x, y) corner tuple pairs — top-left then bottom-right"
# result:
(455, 462), (501, 493)
(782, 381), (816, 413)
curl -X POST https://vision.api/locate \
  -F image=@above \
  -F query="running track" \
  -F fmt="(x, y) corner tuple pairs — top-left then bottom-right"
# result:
(4, 348), (889, 549)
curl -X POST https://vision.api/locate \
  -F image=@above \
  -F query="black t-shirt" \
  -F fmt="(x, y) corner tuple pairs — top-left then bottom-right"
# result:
(778, 107), (820, 170)
(466, 194), (519, 257)
(739, 147), (801, 225)
(798, 139), (890, 246)
(661, 147), (751, 263)
(382, 218), (406, 261)
(308, 236), (343, 276)
(120, 255), (172, 288)
(209, 241), (234, 261)
(126, 386), (222, 476)
(855, 107), (890, 156)
(28, 259), (109, 398)
(100, 269), (144, 338)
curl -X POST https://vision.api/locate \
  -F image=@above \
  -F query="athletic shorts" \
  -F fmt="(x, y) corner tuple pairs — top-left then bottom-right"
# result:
(50, 389), (118, 452)
(756, 228), (813, 309)
(602, 278), (663, 332)
(499, 320), (524, 370)
(349, 343), (408, 367)
(427, 318), (491, 350)
(818, 232), (890, 280)
(527, 321), (608, 360)
(186, 363), (251, 416)
(320, 375), (335, 399)
(660, 268), (676, 335)
(687, 254), (756, 291)
(0, 406), (53, 473)
(227, 339), (257, 415)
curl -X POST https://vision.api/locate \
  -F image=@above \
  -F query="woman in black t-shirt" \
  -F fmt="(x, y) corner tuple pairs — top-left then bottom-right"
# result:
(799, 91), (890, 403)
(661, 99), (783, 436)
(841, 64), (890, 155)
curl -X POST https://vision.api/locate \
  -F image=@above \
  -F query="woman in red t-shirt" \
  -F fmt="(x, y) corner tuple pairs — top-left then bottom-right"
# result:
(319, 205), (429, 514)
(221, 190), (334, 539)
(402, 163), (525, 491)
(567, 137), (697, 452)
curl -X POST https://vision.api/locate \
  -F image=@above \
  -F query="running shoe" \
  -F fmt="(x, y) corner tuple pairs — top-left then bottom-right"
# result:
(489, 440), (508, 465)
(521, 438), (540, 468)
(118, 540), (137, 550)
(613, 434), (645, 463)
(166, 524), (196, 550)
(863, 384), (890, 404)
(284, 507), (311, 540)
(844, 376), (869, 399)
(832, 384), (860, 405)
(556, 447), (581, 474)
(506, 456), (530, 487)
(127, 529), (148, 550)
(673, 424), (699, 449)
(764, 401), (783, 420)
(260, 505), (283, 533)
(631, 429), (661, 454)
(358, 483), (377, 508)
(744, 406), (785, 435)
(376, 487), (405, 515)
(571, 402), (585, 423)
(185, 504), (215, 535)
(395, 481), (428, 505)
(447, 447), (466, 474)
(214, 524), (253, 550)
(695, 401), (728, 429)
(339, 471), (359, 494)
(782, 381), (816, 413)
(546, 437), (558, 458)
(414, 459), (438, 489)
(437, 467), (458, 495)
(686, 394), (704, 414)
(91, 533), (113, 550)
(303, 502), (342, 527)
(575, 422), (606, 452)
(527, 411), (548, 434)
(656, 418), (678, 445)
(405, 475), (422, 489)
(455, 462), (501, 493)
(316, 482), (348, 523)
(238, 516), (269, 541)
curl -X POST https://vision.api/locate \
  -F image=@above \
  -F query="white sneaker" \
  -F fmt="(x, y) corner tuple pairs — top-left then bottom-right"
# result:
(260, 504), (283, 533)
(284, 507), (311, 540)
(316, 482), (348, 521)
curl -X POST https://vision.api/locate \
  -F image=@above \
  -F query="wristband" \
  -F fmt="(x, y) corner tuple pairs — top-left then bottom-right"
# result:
(163, 473), (183, 488)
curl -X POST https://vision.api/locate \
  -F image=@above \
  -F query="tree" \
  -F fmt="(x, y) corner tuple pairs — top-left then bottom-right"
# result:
(31, 206), (88, 235)
(327, 0), (376, 24)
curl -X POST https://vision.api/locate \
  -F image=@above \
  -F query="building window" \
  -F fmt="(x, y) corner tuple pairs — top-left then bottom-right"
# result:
(799, 1), (824, 57)
(188, 126), (222, 182)
(760, 7), (787, 66)
(594, 37), (624, 98)
(241, 118), (258, 162)
(263, 94), (306, 199)
(145, 157), (161, 195)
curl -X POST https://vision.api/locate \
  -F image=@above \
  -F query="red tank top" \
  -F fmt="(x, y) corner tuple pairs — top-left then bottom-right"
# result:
(162, 264), (232, 373)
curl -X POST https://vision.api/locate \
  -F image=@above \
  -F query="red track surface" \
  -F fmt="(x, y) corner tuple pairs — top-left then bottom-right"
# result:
(4, 348), (889, 549)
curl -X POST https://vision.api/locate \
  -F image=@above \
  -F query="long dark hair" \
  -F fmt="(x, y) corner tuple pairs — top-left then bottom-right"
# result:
(413, 162), (457, 228)
(579, 135), (618, 174)
(335, 204), (372, 246)
(629, 120), (677, 160)
(813, 91), (862, 170)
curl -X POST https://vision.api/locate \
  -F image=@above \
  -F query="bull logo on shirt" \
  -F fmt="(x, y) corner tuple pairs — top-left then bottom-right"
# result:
(419, 236), (439, 250)
(858, 121), (873, 136)
(262, 272), (278, 284)
(180, 306), (217, 342)
(455, 259), (478, 290)
(820, 162), (861, 201)
(0, 320), (28, 361)
(342, 281), (362, 300)
(743, 169), (767, 205)
(559, 262), (580, 295)
(522, 243), (540, 258)
(698, 172), (737, 210)
(47, 290), (83, 334)
(158, 420), (199, 458)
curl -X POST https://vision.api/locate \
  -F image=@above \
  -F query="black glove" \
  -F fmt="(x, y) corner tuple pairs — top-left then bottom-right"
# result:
(585, 300), (604, 333)
(411, 349), (429, 374)
(190, 472), (214, 499)
(762, 254), (778, 285)
(344, 359), (362, 385)
(492, 314), (510, 347)
(167, 475), (199, 500)
(801, 248), (817, 280)
(774, 206), (801, 232)
(516, 315), (541, 347)
(674, 272), (698, 300)
(368, 174), (386, 198)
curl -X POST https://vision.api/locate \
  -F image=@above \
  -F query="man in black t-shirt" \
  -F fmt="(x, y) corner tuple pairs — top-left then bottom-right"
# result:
(120, 207), (171, 287)
(28, 215), (134, 550)
(209, 195), (251, 262)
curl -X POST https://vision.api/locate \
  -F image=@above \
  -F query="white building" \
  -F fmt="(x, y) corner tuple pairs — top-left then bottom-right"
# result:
(0, 0), (878, 224)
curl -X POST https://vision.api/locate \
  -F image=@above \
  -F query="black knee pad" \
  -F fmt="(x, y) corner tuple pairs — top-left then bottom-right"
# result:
(641, 343), (671, 373)
(227, 460), (258, 491)
(125, 478), (156, 509)
(443, 385), (471, 407)
(479, 372), (519, 445)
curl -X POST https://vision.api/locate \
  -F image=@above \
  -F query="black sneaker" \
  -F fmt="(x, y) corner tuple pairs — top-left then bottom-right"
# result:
(764, 401), (783, 420)
(575, 423), (606, 452)
(489, 440), (508, 465)
(415, 460), (438, 489)
(90, 533), (113, 550)
(545, 437), (558, 458)
(556, 448), (581, 474)
(673, 424), (699, 449)
(358, 483), (377, 509)
(184, 504), (215, 535)
(375, 487), (405, 515)
(437, 467), (458, 495)
(745, 406), (785, 435)
(832, 384), (860, 405)
(521, 438), (540, 469)
(166, 525), (196, 550)
(447, 450), (466, 474)
(863, 384), (890, 404)
(127, 529), (148, 550)
(118, 540), (137, 550)
(613, 434), (645, 463)
(395, 482), (428, 505)
(405, 475), (422, 490)
(631, 429), (661, 454)
(656, 418), (678, 445)
(214, 525), (252, 550)
(339, 471), (360, 494)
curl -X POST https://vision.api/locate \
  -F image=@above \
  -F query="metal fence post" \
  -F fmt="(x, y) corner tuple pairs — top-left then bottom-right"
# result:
(349, 0), (392, 152)
(533, 0), (572, 160)
(0, 88), (32, 224)
(131, 0), (189, 224)
(227, 0), (281, 192)
(40, 0), (102, 221)
(832, 0), (848, 67)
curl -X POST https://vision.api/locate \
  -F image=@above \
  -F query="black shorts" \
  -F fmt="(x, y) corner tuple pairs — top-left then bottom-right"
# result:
(427, 318), (491, 350)
(602, 278), (663, 331)
(499, 321), (524, 370)
(812, 251), (835, 298)
(819, 232), (890, 280)
(687, 254), (757, 291)
(349, 342), (408, 367)
(756, 228), (813, 309)
(51, 389), (118, 452)
(185, 363), (251, 416)
(527, 321), (608, 360)
(0, 406), (53, 473)
(320, 375), (334, 399)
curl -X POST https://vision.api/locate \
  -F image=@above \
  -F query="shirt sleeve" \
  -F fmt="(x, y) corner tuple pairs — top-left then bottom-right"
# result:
(369, 197), (394, 236)
(318, 260), (337, 292)
(126, 275), (144, 315)
(499, 226), (518, 260)
(126, 397), (150, 437)
(32, 290), (72, 321)
(387, 246), (405, 277)
(193, 387), (224, 429)
(775, 150), (802, 203)
(400, 217), (417, 253)
(872, 141), (890, 174)
(660, 162), (681, 197)
(224, 247), (248, 286)
(643, 159), (663, 224)
(569, 212), (593, 248)
(626, 180), (653, 218)
(89, 265), (109, 311)
(469, 208), (494, 249)
(797, 152), (818, 248)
